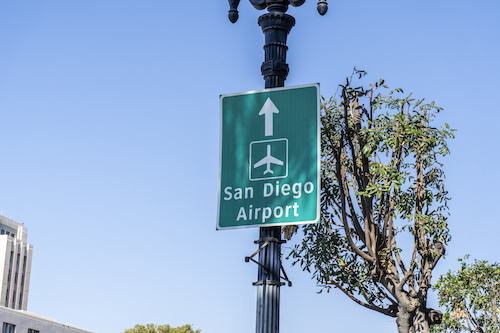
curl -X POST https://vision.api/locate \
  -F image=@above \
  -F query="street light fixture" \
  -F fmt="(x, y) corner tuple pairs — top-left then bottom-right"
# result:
(228, 0), (328, 22)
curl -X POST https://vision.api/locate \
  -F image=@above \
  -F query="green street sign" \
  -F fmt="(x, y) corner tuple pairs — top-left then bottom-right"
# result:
(217, 84), (320, 230)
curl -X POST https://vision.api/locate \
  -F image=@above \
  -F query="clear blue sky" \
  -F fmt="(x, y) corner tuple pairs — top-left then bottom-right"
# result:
(1, 1), (499, 332)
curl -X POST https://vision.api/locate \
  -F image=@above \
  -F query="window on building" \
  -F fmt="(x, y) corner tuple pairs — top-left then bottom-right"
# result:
(0, 225), (16, 237)
(5, 251), (13, 307)
(2, 322), (16, 333)
(12, 253), (20, 308)
(19, 255), (27, 309)
(28, 329), (40, 333)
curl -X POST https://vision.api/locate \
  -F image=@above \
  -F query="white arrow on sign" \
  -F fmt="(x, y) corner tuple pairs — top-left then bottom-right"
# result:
(259, 97), (279, 137)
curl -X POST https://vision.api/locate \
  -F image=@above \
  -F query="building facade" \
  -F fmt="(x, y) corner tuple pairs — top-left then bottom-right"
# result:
(1, 306), (93, 333)
(0, 216), (33, 311)
(0, 215), (93, 333)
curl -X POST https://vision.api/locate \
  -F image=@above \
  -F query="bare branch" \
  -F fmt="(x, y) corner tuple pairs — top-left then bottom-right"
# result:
(336, 140), (374, 263)
(341, 163), (366, 244)
(327, 278), (397, 318)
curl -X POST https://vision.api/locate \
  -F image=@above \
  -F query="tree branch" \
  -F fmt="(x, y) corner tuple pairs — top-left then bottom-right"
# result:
(327, 277), (397, 318)
(336, 140), (373, 263)
(341, 164), (366, 244)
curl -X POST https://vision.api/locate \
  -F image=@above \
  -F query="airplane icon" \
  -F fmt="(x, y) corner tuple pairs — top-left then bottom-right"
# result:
(253, 144), (284, 175)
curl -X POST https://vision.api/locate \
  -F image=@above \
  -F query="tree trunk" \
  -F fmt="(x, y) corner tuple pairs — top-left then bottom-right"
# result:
(396, 304), (441, 333)
(492, 294), (498, 333)
(396, 306), (413, 333)
(412, 307), (431, 333)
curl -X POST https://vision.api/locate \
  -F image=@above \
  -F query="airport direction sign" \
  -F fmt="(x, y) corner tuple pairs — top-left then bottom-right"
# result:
(217, 83), (320, 230)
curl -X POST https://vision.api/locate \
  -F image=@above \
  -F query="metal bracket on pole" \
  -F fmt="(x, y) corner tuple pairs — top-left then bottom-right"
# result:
(279, 261), (292, 287)
(245, 237), (292, 287)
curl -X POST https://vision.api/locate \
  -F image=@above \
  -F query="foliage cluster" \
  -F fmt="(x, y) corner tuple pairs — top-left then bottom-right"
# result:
(433, 257), (500, 333)
(286, 69), (455, 333)
(123, 323), (201, 333)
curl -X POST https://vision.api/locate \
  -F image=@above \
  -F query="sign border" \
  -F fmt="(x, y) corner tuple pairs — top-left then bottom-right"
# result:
(217, 83), (321, 230)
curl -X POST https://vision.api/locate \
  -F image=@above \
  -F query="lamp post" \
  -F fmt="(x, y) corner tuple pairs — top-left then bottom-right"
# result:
(226, 1), (327, 333)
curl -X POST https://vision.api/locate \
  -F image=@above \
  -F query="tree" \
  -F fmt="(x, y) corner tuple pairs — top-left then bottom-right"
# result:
(123, 323), (201, 333)
(432, 257), (500, 333)
(286, 69), (455, 333)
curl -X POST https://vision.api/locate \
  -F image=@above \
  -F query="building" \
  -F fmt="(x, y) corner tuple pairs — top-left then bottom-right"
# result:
(0, 216), (33, 311)
(1, 306), (93, 333)
(0, 216), (94, 333)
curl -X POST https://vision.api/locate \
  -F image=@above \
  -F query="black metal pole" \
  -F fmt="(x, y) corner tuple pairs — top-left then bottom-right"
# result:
(255, 6), (293, 333)
(255, 227), (282, 333)
(259, 9), (295, 89)
(227, 1), (327, 332)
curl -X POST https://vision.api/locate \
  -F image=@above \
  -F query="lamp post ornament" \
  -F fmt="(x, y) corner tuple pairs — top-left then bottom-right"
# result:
(225, 1), (327, 333)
